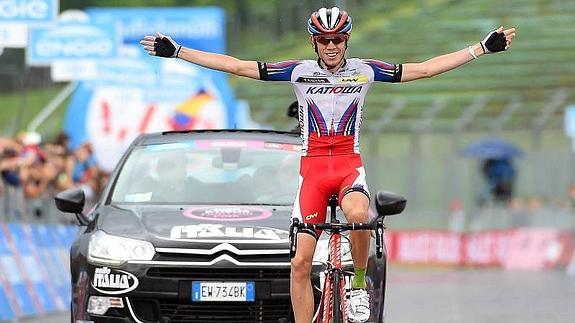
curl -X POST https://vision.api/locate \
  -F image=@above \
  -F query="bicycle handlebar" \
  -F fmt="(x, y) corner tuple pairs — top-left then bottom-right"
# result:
(289, 217), (386, 259)
(292, 220), (377, 232)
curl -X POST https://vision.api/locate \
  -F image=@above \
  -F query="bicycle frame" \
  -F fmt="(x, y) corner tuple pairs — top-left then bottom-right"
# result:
(317, 197), (347, 323)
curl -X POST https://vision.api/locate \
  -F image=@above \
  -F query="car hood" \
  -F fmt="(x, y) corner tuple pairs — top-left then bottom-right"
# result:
(98, 204), (292, 248)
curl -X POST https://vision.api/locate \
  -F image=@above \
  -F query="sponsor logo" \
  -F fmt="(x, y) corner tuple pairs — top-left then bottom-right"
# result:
(306, 86), (362, 95)
(170, 224), (287, 241)
(195, 140), (263, 149)
(35, 39), (114, 58)
(296, 77), (330, 83)
(0, 0), (50, 21)
(91, 267), (139, 295)
(305, 212), (318, 221)
(337, 75), (368, 84)
(183, 206), (272, 222)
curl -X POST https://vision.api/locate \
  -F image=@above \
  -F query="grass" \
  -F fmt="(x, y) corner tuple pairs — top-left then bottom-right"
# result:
(0, 85), (69, 139)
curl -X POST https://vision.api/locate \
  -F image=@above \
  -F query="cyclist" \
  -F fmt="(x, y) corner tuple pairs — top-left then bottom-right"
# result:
(140, 7), (516, 322)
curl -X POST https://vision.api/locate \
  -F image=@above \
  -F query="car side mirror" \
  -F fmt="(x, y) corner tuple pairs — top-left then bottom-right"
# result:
(375, 191), (406, 217)
(55, 188), (90, 225)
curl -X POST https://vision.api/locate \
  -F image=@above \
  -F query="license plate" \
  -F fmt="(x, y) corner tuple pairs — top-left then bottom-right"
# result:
(192, 281), (255, 302)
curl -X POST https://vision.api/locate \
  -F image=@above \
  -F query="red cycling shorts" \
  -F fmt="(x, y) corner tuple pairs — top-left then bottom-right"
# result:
(291, 153), (370, 239)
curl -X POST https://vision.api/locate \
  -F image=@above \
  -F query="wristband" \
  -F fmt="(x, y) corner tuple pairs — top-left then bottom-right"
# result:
(468, 46), (478, 59)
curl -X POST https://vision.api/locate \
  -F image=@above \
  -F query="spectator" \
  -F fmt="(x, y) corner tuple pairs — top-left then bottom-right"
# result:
(0, 142), (22, 189)
(448, 199), (466, 232)
(0, 133), (107, 222)
(481, 157), (516, 204)
(54, 132), (71, 155)
(72, 142), (100, 201)
(19, 132), (45, 164)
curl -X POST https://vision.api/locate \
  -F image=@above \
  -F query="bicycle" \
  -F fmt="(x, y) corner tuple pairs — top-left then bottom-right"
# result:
(289, 191), (406, 323)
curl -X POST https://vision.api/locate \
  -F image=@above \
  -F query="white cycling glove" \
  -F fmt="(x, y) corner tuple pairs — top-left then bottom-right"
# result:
(153, 34), (182, 58)
(480, 29), (507, 54)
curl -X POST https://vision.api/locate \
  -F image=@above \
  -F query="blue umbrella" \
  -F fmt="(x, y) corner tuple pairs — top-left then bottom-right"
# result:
(462, 138), (523, 159)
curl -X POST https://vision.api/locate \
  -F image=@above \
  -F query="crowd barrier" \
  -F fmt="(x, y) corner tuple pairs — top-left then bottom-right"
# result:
(0, 223), (76, 321)
(385, 228), (575, 271)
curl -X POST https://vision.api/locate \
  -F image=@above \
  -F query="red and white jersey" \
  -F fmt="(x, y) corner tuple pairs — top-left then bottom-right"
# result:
(258, 58), (402, 156)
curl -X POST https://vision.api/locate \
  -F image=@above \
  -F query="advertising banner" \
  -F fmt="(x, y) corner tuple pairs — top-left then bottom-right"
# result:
(7, 224), (54, 313)
(502, 229), (564, 271)
(0, 225), (18, 320)
(389, 230), (463, 265)
(0, 22), (28, 47)
(27, 19), (120, 66)
(86, 7), (225, 52)
(27, 225), (66, 311)
(0, 0), (58, 25)
(64, 7), (239, 172)
(0, 223), (77, 320)
(65, 56), (228, 171)
(386, 229), (573, 270)
(47, 224), (75, 304)
(50, 59), (98, 81)
(463, 230), (514, 266)
(0, 224), (38, 316)
(0, 280), (16, 320)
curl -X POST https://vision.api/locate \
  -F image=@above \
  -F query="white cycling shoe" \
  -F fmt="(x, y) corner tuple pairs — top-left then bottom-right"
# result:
(347, 288), (370, 322)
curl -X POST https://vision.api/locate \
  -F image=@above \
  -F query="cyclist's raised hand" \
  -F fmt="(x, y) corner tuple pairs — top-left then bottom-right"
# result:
(140, 32), (260, 79)
(140, 32), (182, 58)
(480, 26), (516, 54)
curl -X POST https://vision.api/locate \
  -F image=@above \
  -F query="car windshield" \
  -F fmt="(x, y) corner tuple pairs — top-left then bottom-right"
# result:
(111, 139), (301, 205)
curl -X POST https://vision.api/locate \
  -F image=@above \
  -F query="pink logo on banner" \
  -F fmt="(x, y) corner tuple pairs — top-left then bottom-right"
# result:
(183, 206), (272, 222)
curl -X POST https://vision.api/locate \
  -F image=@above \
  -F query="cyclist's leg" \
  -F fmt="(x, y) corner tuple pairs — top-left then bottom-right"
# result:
(340, 192), (371, 323)
(340, 191), (370, 270)
(291, 233), (317, 323)
(338, 155), (372, 322)
(291, 156), (329, 323)
(338, 155), (371, 271)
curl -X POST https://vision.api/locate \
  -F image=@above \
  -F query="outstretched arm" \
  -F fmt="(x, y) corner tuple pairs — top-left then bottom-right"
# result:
(401, 27), (516, 82)
(140, 33), (261, 80)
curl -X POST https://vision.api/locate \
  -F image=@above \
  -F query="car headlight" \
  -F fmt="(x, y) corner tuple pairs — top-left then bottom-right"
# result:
(312, 236), (353, 265)
(88, 231), (155, 266)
